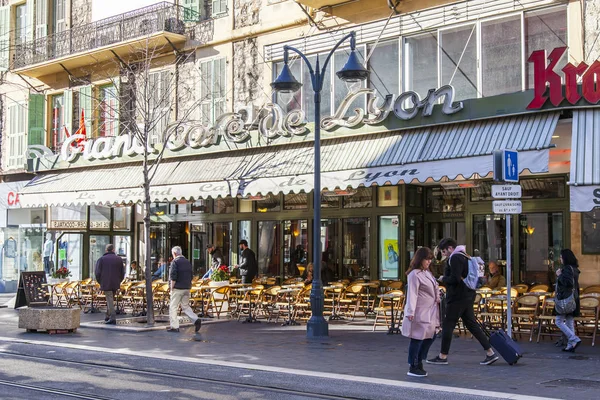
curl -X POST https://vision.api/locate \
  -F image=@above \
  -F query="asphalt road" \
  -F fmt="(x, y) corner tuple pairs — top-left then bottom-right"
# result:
(0, 343), (516, 400)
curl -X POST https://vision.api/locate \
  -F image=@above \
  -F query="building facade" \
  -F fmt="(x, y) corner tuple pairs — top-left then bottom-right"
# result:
(0, 0), (599, 292)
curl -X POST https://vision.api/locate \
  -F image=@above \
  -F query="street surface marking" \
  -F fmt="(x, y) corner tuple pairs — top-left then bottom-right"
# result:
(0, 335), (557, 400)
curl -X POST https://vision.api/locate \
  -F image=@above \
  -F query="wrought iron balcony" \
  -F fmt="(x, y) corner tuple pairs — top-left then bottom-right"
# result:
(12, 2), (191, 78)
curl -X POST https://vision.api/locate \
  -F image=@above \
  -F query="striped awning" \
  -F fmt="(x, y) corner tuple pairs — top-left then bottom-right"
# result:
(569, 109), (600, 212)
(19, 112), (559, 207)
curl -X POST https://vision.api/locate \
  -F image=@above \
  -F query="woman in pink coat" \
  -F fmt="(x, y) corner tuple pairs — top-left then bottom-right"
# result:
(401, 247), (440, 377)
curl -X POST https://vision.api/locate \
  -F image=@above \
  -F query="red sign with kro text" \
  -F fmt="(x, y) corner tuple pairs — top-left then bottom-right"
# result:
(527, 46), (600, 109)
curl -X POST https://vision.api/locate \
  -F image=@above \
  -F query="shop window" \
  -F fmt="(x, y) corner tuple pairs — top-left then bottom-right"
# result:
(519, 213), (563, 285)
(525, 7), (568, 89)
(582, 210), (600, 254)
(169, 203), (188, 215)
(213, 197), (234, 214)
(472, 214), (508, 263)
(238, 220), (252, 249)
(49, 206), (87, 230)
(343, 187), (372, 209)
(0, 226), (47, 285)
(426, 186), (465, 213)
(321, 193), (340, 208)
(406, 185), (423, 208)
(90, 205), (111, 230)
(471, 178), (566, 201)
(191, 200), (210, 214)
(404, 33), (438, 98)
(379, 216), (400, 279)
(440, 24), (478, 100)
(368, 40), (400, 99)
(238, 199), (252, 213)
(274, 60), (302, 113)
(212, 222), (232, 266)
(406, 214), (424, 265)
(284, 193), (308, 210)
(150, 203), (169, 216)
(481, 15), (522, 97)
(377, 186), (399, 207)
(255, 194), (281, 212)
(113, 207), (132, 231)
(55, 232), (84, 281)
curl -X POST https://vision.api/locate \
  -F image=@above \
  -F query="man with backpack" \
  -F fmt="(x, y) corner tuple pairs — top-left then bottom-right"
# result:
(427, 238), (499, 366)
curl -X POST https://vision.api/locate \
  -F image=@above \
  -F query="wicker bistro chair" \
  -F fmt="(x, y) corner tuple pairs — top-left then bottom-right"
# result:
(339, 283), (366, 321)
(529, 284), (550, 293)
(323, 282), (345, 319)
(535, 296), (561, 343)
(236, 285), (264, 322)
(512, 294), (541, 341)
(575, 295), (600, 346)
(291, 284), (313, 323)
(513, 284), (529, 295)
(207, 285), (231, 319)
(53, 281), (71, 307)
(153, 283), (171, 315)
(372, 290), (404, 331)
(582, 286), (600, 295)
(361, 281), (381, 317)
(260, 286), (283, 322)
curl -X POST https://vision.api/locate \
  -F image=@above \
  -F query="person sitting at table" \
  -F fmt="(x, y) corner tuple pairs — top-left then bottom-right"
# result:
(152, 257), (167, 281)
(127, 260), (139, 281)
(487, 262), (506, 289)
(302, 262), (314, 284)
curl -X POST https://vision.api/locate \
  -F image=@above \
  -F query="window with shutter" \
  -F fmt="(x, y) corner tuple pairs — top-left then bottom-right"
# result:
(212, 0), (227, 16)
(28, 94), (46, 146)
(35, 0), (48, 39)
(0, 5), (10, 71)
(6, 103), (28, 169)
(79, 85), (93, 137)
(144, 70), (172, 144)
(183, 0), (201, 22)
(199, 57), (227, 125)
(99, 83), (119, 137)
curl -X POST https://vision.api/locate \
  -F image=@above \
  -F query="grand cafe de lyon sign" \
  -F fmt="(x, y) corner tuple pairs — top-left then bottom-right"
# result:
(30, 85), (464, 163)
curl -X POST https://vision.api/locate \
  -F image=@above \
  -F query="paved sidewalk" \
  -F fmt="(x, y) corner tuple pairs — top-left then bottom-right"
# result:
(0, 304), (599, 400)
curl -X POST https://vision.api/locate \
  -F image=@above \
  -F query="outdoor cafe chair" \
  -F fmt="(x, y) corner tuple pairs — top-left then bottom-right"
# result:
(535, 296), (561, 343)
(529, 284), (550, 293)
(207, 285), (231, 319)
(291, 284), (312, 322)
(52, 281), (70, 307)
(63, 281), (82, 309)
(154, 283), (170, 315)
(582, 286), (600, 295)
(260, 285), (282, 322)
(237, 285), (264, 322)
(372, 290), (404, 331)
(512, 294), (541, 341)
(513, 284), (529, 295)
(575, 295), (600, 346)
(339, 283), (365, 321)
(323, 282), (344, 318)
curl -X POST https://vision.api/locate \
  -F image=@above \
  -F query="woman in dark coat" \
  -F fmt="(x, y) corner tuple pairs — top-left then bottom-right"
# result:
(554, 249), (581, 352)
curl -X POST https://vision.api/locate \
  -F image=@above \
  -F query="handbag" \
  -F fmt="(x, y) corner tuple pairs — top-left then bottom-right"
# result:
(555, 266), (576, 315)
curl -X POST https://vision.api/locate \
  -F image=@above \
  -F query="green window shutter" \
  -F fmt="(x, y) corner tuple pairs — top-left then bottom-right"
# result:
(183, 0), (201, 22)
(0, 5), (10, 71)
(28, 94), (46, 146)
(26, 0), (35, 42)
(63, 89), (73, 136)
(79, 85), (93, 137)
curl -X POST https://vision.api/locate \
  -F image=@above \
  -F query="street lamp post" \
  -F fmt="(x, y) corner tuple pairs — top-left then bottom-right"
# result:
(271, 31), (369, 338)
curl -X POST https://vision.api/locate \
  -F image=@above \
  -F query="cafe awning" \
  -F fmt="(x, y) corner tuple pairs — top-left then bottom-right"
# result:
(569, 109), (600, 212)
(19, 112), (559, 208)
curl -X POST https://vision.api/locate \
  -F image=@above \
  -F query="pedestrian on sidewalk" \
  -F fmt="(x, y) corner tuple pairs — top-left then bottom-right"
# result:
(427, 238), (499, 366)
(94, 244), (125, 325)
(167, 246), (202, 334)
(401, 247), (440, 377)
(235, 240), (257, 284)
(555, 249), (581, 352)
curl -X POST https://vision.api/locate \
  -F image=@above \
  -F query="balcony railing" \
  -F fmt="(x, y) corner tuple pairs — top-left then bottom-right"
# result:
(13, 2), (189, 70)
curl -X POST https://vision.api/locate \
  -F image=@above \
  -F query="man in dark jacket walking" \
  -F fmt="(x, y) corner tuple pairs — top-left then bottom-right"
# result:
(167, 246), (202, 333)
(95, 244), (125, 325)
(235, 240), (257, 284)
(427, 238), (499, 366)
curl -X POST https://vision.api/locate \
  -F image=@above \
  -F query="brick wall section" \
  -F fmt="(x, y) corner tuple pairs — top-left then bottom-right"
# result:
(584, 0), (600, 62)
(232, 38), (262, 113)
(234, 0), (261, 29)
(71, 0), (92, 29)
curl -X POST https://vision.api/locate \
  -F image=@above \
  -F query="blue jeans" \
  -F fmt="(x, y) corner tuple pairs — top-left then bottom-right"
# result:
(555, 314), (580, 346)
(408, 337), (435, 367)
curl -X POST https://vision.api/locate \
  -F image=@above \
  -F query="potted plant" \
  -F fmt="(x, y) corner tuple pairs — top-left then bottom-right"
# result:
(209, 265), (230, 287)
(50, 266), (72, 283)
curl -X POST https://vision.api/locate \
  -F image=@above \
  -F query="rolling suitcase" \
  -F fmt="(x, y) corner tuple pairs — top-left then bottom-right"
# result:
(479, 321), (522, 365)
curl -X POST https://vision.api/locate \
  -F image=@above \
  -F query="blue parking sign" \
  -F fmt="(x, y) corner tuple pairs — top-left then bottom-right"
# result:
(503, 150), (519, 183)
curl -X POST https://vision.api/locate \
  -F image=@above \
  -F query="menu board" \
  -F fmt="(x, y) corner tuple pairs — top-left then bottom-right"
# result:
(15, 271), (49, 308)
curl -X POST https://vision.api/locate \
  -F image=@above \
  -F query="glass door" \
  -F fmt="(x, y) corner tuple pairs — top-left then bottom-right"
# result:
(191, 223), (208, 277)
(321, 219), (341, 282)
(283, 220), (308, 278)
(342, 218), (370, 279)
(89, 234), (111, 279)
(56, 232), (84, 280)
(211, 222), (232, 266)
(257, 221), (280, 277)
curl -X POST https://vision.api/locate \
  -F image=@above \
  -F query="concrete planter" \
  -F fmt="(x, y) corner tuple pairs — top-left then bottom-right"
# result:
(18, 306), (80, 333)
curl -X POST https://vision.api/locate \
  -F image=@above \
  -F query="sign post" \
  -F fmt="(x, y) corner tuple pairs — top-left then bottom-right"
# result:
(492, 150), (520, 338)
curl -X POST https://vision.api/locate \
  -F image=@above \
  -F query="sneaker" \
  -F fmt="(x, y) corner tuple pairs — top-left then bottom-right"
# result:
(407, 366), (427, 377)
(426, 356), (448, 365)
(480, 353), (499, 365)
(166, 327), (180, 333)
(194, 318), (202, 333)
(104, 319), (116, 325)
